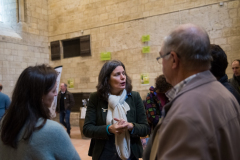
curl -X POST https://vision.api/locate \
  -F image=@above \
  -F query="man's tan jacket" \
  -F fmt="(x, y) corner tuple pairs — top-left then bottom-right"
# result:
(143, 70), (240, 160)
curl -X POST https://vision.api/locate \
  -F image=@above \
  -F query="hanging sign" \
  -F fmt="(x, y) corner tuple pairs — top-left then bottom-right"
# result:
(49, 66), (62, 118)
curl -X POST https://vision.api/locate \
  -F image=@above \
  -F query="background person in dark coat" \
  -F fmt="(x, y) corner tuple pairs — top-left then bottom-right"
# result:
(229, 59), (240, 94)
(56, 83), (75, 136)
(210, 44), (240, 104)
(83, 60), (149, 160)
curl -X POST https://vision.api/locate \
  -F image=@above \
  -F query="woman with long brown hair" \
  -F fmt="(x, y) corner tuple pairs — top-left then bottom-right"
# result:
(0, 64), (80, 160)
(83, 60), (148, 160)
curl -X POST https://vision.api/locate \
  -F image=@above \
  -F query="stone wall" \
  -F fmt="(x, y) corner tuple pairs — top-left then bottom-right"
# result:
(49, 0), (240, 99)
(48, 0), (234, 36)
(0, 0), (238, 104)
(0, 0), (49, 96)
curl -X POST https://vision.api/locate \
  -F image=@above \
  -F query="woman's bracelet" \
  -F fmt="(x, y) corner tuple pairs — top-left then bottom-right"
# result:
(106, 124), (113, 135)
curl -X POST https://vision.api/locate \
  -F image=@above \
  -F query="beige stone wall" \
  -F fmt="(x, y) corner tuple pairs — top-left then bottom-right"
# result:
(0, 0), (49, 96)
(48, 0), (233, 36)
(0, 0), (239, 99)
(49, 0), (240, 99)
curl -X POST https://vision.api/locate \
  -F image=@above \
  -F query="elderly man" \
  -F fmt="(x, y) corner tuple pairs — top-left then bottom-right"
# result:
(229, 59), (240, 94)
(143, 24), (240, 160)
(0, 84), (10, 121)
(56, 83), (75, 136)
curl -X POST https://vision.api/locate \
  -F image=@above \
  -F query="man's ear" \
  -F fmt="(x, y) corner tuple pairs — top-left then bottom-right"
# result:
(171, 51), (179, 69)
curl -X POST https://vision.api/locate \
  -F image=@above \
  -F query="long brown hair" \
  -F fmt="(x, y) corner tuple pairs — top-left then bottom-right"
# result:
(1, 64), (57, 148)
(96, 60), (132, 101)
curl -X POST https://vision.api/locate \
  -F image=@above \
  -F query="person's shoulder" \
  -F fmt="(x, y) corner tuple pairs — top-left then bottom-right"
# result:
(223, 83), (240, 102)
(66, 90), (73, 95)
(42, 120), (72, 143)
(90, 91), (98, 96)
(30, 119), (66, 142)
(45, 119), (62, 127)
(47, 119), (66, 131)
(89, 92), (99, 99)
(222, 81), (234, 91)
(173, 80), (236, 111)
(36, 119), (65, 135)
(0, 92), (6, 96)
(29, 119), (80, 160)
(130, 91), (140, 97)
(228, 77), (234, 83)
(0, 92), (10, 99)
(32, 119), (70, 145)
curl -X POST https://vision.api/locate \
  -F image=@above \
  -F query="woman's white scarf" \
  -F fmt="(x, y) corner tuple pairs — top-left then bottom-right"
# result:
(107, 89), (131, 160)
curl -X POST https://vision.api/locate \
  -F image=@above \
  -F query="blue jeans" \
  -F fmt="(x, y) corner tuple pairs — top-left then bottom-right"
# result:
(60, 110), (71, 135)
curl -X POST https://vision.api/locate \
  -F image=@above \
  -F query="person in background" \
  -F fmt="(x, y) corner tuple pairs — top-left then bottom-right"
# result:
(229, 59), (240, 94)
(144, 75), (172, 134)
(210, 44), (240, 104)
(0, 83), (10, 121)
(143, 24), (240, 160)
(83, 60), (149, 160)
(0, 64), (81, 160)
(56, 83), (75, 136)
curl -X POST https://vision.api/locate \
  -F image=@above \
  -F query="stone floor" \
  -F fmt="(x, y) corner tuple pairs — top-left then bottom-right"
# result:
(70, 126), (92, 160)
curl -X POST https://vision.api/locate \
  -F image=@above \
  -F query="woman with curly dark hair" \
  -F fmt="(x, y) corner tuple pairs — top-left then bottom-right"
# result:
(144, 74), (172, 134)
(83, 60), (148, 160)
(0, 64), (81, 160)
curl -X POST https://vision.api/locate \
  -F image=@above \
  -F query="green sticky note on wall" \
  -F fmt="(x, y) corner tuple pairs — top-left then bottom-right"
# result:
(142, 35), (150, 42)
(141, 73), (149, 84)
(142, 46), (150, 53)
(67, 79), (74, 88)
(100, 52), (111, 61)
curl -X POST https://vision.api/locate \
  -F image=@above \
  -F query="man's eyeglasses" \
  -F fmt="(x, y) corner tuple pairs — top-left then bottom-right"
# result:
(156, 52), (170, 64)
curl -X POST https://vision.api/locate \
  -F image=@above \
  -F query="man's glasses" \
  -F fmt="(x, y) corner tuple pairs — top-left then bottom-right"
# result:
(156, 52), (170, 64)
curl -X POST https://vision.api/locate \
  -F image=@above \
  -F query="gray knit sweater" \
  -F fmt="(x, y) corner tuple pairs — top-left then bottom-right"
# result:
(0, 119), (81, 160)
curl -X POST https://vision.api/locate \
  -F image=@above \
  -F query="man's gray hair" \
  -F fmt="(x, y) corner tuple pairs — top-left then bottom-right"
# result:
(162, 24), (212, 71)
(64, 83), (67, 88)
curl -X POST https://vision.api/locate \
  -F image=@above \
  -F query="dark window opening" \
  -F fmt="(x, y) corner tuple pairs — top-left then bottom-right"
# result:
(51, 41), (60, 61)
(80, 35), (91, 57)
(62, 38), (81, 58)
(61, 35), (91, 59)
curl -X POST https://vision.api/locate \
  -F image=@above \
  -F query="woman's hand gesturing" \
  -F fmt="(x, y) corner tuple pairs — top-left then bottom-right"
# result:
(108, 118), (134, 135)
(108, 118), (128, 135)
